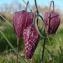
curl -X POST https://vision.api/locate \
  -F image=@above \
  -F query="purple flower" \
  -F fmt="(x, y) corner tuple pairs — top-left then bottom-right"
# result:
(13, 10), (34, 38)
(23, 25), (40, 59)
(44, 11), (60, 34)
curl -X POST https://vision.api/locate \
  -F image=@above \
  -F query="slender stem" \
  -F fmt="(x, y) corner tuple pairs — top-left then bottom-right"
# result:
(34, 0), (39, 14)
(49, 0), (54, 12)
(41, 38), (46, 63)
(41, 30), (47, 63)
(22, 0), (32, 11)
(34, 0), (47, 63)
(34, 0), (39, 25)
(17, 37), (20, 63)
(25, 1), (29, 11)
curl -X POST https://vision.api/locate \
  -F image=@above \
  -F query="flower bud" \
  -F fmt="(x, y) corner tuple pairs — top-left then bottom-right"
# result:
(23, 25), (40, 59)
(44, 11), (60, 34)
(13, 10), (34, 38)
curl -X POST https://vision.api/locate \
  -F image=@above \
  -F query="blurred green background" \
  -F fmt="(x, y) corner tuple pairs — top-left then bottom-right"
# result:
(0, 12), (63, 63)
(0, 0), (63, 63)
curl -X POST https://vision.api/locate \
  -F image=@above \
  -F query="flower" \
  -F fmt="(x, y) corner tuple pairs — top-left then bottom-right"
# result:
(44, 11), (60, 34)
(23, 25), (40, 59)
(13, 10), (34, 38)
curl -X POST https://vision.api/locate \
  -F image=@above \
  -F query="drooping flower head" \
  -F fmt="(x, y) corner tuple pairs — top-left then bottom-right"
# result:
(44, 1), (60, 34)
(23, 25), (40, 59)
(13, 10), (34, 38)
(44, 11), (60, 34)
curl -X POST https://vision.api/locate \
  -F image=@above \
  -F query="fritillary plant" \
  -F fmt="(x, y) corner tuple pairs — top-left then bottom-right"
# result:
(13, 0), (41, 63)
(41, 1), (60, 63)
(44, 0), (60, 34)
(13, 0), (60, 63)
(13, 1), (34, 38)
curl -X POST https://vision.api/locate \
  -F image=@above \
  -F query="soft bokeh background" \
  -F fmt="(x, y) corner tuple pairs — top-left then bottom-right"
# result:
(0, 0), (63, 63)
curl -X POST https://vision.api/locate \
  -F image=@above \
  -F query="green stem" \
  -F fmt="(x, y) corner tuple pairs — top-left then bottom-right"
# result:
(41, 30), (47, 63)
(41, 38), (46, 63)
(25, 1), (29, 11)
(17, 37), (20, 63)
(34, 0), (39, 25)
(34, 0), (39, 14)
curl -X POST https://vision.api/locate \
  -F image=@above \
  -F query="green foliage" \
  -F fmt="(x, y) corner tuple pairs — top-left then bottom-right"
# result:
(0, 19), (63, 63)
